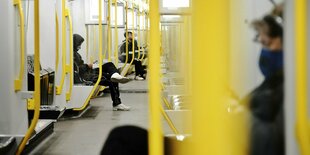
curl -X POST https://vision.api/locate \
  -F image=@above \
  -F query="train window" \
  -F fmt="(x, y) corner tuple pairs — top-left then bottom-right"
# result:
(111, 4), (125, 27)
(85, 0), (106, 24)
(128, 9), (137, 29)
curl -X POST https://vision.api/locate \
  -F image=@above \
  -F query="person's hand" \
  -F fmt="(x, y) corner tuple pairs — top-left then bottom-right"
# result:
(88, 63), (93, 69)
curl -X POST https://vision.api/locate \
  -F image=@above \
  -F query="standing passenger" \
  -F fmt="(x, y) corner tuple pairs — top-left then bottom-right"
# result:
(249, 13), (284, 155)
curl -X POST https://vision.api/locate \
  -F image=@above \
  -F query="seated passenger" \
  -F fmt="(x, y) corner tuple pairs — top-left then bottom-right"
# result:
(73, 34), (131, 111)
(119, 32), (147, 80)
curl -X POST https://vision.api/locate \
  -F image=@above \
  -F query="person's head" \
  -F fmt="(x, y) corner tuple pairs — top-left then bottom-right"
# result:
(73, 34), (84, 52)
(252, 15), (283, 51)
(124, 31), (133, 42)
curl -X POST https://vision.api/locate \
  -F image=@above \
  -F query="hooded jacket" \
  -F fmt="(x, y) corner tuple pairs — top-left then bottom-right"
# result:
(73, 34), (95, 82)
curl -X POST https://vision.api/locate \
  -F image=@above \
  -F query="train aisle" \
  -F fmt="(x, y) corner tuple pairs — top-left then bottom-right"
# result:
(30, 80), (149, 155)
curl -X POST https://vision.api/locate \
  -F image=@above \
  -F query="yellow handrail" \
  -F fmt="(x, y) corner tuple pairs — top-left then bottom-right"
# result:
(16, 0), (41, 154)
(65, 9), (73, 101)
(163, 97), (172, 110)
(149, 0), (163, 154)
(107, 0), (112, 62)
(122, 1), (129, 72)
(56, 0), (68, 95)
(137, 8), (141, 60)
(55, 11), (60, 71)
(295, 0), (310, 154)
(191, 0), (229, 154)
(140, 12), (146, 61)
(114, 0), (119, 66)
(160, 106), (179, 135)
(74, 0), (103, 111)
(86, 25), (89, 63)
(13, 0), (25, 91)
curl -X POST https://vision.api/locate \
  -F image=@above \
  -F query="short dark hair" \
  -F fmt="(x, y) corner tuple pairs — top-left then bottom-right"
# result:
(263, 15), (283, 38)
(124, 31), (132, 38)
(252, 15), (283, 39)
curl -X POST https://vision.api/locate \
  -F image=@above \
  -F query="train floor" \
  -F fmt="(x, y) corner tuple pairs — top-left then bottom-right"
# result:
(29, 79), (149, 155)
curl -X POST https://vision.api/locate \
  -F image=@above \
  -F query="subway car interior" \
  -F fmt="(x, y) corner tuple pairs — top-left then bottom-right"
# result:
(1, 0), (310, 155)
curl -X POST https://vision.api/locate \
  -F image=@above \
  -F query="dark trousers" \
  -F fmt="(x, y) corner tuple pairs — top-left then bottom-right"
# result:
(93, 62), (121, 106)
(120, 55), (146, 77)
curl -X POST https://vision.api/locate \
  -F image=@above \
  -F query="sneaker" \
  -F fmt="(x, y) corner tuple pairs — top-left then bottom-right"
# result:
(111, 73), (131, 84)
(134, 76), (145, 81)
(113, 104), (131, 111)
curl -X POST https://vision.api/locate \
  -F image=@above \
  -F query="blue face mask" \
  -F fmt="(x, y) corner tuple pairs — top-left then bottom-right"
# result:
(259, 48), (284, 78)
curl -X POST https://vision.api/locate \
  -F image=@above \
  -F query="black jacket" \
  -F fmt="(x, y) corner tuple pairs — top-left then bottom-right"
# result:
(73, 34), (97, 83)
(249, 72), (284, 155)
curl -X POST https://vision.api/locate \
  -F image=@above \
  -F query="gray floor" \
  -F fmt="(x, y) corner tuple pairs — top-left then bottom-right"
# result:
(30, 80), (149, 155)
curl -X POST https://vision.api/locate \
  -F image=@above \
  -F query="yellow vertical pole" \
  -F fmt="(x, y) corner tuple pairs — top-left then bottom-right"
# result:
(56, 0), (67, 95)
(86, 25), (89, 62)
(149, 0), (163, 155)
(191, 0), (229, 155)
(55, 12), (59, 71)
(66, 9), (73, 101)
(122, 1), (129, 70)
(92, 25), (96, 63)
(137, 3), (141, 60)
(16, 0), (41, 154)
(295, 0), (310, 154)
(13, 0), (25, 91)
(108, 0), (112, 61)
(130, 5), (135, 64)
(114, 0), (119, 66)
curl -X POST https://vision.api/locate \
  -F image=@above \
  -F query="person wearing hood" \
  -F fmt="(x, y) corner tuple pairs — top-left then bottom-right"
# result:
(73, 34), (131, 111)
(248, 14), (284, 155)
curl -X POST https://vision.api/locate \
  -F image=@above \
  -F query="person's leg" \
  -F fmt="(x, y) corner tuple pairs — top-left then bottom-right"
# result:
(102, 62), (119, 79)
(99, 80), (121, 106)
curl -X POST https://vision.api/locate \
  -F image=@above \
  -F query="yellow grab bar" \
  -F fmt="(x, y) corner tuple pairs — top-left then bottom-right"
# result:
(160, 106), (179, 135)
(86, 25), (89, 62)
(13, 0), (25, 91)
(191, 0), (230, 154)
(74, 0), (103, 111)
(122, 1), (129, 72)
(107, 0), (112, 62)
(16, 0), (41, 154)
(149, 0), (163, 154)
(140, 12), (146, 61)
(65, 9), (73, 101)
(56, 0), (68, 95)
(114, 0), (119, 66)
(295, 0), (310, 154)
(55, 11), (60, 71)
(137, 9), (141, 60)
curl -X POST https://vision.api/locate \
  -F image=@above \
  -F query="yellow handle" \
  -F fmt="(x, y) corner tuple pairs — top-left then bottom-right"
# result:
(13, 0), (25, 91)
(74, 0), (103, 111)
(160, 106), (179, 135)
(149, 0), (163, 154)
(55, 11), (60, 72)
(137, 9), (141, 60)
(56, 0), (68, 95)
(16, 0), (41, 154)
(114, 0), (119, 66)
(122, 1), (129, 72)
(107, 0), (112, 62)
(295, 0), (310, 154)
(65, 9), (73, 101)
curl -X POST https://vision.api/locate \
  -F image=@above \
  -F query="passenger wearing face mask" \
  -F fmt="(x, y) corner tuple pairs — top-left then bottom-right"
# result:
(248, 14), (284, 155)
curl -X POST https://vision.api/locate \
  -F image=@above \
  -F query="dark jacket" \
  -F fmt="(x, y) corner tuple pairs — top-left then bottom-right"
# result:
(73, 34), (97, 83)
(249, 72), (284, 155)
